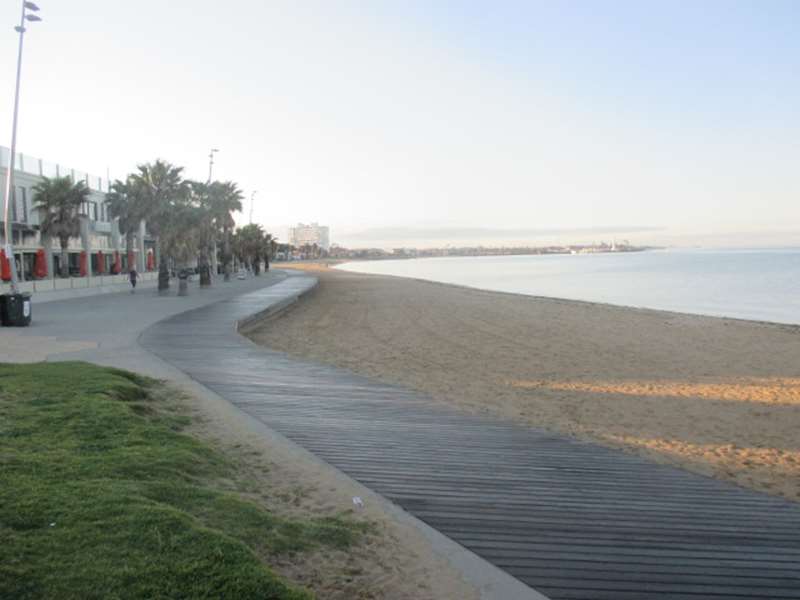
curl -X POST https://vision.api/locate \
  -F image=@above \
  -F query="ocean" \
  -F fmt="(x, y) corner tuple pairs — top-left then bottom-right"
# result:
(338, 248), (800, 325)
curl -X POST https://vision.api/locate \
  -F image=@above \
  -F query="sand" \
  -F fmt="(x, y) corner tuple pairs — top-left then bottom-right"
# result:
(248, 264), (800, 503)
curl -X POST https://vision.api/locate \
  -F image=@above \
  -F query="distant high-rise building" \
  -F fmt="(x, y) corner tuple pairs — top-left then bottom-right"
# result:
(288, 222), (330, 250)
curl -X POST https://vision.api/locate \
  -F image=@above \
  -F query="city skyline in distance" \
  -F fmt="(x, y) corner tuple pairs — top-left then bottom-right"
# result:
(280, 223), (800, 250)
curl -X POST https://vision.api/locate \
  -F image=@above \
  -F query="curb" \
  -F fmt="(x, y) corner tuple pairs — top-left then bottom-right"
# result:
(235, 280), (317, 334)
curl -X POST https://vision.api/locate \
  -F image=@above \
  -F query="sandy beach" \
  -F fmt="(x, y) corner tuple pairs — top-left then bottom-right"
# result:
(248, 264), (800, 503)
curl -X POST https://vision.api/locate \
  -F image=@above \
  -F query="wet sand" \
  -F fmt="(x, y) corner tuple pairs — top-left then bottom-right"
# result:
(248, 264), (800, 502)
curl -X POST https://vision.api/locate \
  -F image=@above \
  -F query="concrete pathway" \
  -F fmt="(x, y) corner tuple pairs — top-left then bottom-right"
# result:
(138, 274), (800, 600)
(0, 271), (287, 368)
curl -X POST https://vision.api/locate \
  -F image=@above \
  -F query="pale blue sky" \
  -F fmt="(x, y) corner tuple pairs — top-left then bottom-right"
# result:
(0, 1), (797, 246)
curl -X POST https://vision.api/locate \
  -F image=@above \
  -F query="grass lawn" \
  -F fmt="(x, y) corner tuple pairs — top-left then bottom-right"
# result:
(0, 362), (367, 600)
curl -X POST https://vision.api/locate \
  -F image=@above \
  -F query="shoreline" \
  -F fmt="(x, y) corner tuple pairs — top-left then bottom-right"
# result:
(251, 264), (800, 503)
(328, 248), (800, 327)
(296, 259), (800, 331)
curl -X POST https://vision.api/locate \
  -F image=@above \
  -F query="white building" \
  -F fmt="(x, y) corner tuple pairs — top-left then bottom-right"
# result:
(0, 146), (155, 283)
(288, 222), (330, 251)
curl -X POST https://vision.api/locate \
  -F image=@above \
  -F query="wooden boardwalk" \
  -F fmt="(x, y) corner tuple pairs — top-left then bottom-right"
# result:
(140, 274), (800, 600)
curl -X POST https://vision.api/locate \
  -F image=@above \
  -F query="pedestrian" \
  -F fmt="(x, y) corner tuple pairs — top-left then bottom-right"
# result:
(129, 268), (138, 293)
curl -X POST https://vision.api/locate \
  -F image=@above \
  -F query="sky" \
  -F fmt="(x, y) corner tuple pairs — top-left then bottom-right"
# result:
(0, 0), (797, 247)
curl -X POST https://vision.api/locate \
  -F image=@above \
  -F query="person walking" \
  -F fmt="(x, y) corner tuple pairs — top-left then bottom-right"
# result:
(129, 268), (138, 293)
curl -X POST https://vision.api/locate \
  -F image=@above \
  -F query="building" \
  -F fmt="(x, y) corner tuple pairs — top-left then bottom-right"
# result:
(287, 222), (330, 251)
(0, 146), (155, 284)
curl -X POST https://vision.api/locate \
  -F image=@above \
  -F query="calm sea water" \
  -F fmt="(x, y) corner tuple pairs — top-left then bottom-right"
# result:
(338, 248), (800, 325)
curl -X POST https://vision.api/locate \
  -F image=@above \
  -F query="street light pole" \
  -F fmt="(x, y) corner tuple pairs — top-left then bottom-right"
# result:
(207, 148), (218, 184)
(249, 190), (257, 224)
(3, 1), (42, 294)
(207, 148), (219, 278)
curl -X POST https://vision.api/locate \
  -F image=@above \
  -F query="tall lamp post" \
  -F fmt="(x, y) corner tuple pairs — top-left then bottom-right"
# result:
(3, 1), (42, 294)
(207, 148), (219, 278)
(207, 148), (218, 183)
(249, 190), (257, 224)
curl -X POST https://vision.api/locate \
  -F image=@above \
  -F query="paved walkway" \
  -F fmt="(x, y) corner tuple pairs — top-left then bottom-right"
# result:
(139, 274), (800, 600)
(0, 271), (288, 368)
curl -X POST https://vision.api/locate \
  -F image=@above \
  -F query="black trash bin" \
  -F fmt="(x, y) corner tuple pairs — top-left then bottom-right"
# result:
(0, 292), (32, 326)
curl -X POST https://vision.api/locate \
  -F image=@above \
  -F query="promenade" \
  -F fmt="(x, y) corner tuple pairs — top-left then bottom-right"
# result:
(0, 272), (288, 367)
(4, 272), (800, 599)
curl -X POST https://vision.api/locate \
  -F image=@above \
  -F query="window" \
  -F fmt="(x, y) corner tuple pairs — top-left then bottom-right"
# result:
(9, 187), (27, 222)
(16, 187), (27, 223)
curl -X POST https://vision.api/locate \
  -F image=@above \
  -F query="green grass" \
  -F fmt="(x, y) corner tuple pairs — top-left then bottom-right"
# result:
(0, 362), (367, 600)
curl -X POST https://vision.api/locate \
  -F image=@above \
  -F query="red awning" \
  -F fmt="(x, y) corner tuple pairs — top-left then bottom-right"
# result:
(34, 249), (47, 279)
(96, 251), (105, 274)
(0, 249), (10, 282)
(79, 251), (88, 277)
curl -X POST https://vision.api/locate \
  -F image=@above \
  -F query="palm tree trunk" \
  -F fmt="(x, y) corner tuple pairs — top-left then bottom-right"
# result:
(199, 245), (211, 287)
(125, 230), (134, 273)
(157, 236), (170, 294)
(223, 228), (231, 282)
(42, 234), (54, 280)
(158, 254), (170, 293)
(60, 239), (69, 279)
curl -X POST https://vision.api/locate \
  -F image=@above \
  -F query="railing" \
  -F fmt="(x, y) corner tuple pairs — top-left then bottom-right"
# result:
(0, 146), (110, 192)
(0, 271), (158, 294)
(92, 221), (112, 233)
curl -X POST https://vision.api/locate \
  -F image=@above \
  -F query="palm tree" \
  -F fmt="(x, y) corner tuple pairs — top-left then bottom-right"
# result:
(269, 237), (279, 266)
(208, 181), (243, 281)
(106, 177), (143, 273)
(32, 176), (89, 278)
(235, 223), (265, 274)
(231, 228), (244, 273)
(129, 160), (186, 292)
(188, 181), (216, 286)
(262, 233), (274, 272)
(160, 196), (202, 296)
